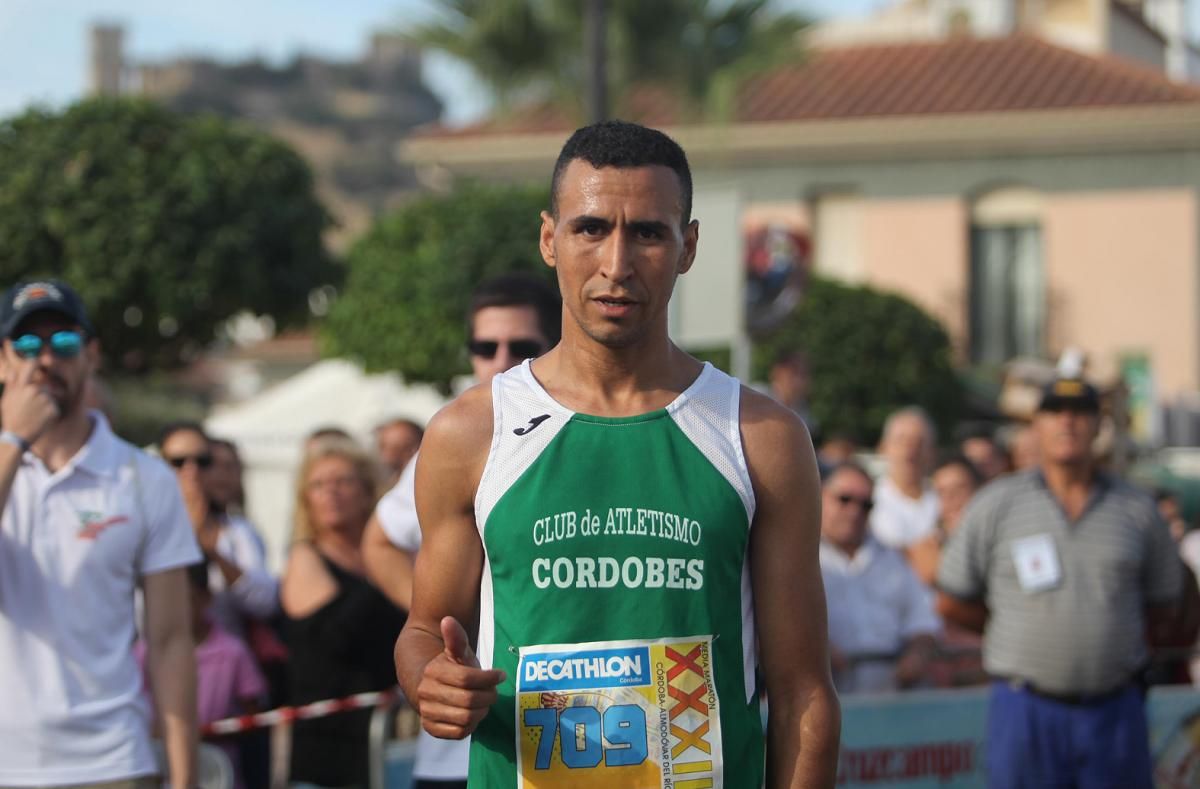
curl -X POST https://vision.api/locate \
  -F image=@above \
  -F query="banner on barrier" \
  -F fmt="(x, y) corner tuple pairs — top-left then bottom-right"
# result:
(835, 685), (1200, 789)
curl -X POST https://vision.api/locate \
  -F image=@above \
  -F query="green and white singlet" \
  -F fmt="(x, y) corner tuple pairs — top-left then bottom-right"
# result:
(469, 360), (763, 788)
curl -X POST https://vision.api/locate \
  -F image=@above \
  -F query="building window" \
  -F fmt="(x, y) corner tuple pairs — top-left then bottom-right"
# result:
(969, 187), (1044, 364)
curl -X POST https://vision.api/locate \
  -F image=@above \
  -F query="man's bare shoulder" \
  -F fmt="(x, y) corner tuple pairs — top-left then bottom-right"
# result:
(421, 382), (495, 467)
(739, 385), (813, 459)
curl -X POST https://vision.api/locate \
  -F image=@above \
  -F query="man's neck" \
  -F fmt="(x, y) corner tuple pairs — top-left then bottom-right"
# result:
(825, 535), (865, 560)
(31, 407), (94, 473)
(536, 327), (702, 417)
(1040, 459), (1095, 518)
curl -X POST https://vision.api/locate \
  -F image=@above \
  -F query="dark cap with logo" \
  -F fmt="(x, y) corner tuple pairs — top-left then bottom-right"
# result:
(0, 280), (95, 339)
(1038, 377), (1100, 413)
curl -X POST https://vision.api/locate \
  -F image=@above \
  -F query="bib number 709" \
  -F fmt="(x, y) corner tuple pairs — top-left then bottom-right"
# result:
(523, 704), (648, 770)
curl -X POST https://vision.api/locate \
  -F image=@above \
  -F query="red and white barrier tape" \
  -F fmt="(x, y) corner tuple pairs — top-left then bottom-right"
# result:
(202, 688), (401, 736)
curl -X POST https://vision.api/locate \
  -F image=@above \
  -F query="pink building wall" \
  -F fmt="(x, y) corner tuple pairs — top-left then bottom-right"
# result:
(1044, 189), (1198, 396)
(853, 189), (1198, 397)
(860, 198), (970, 357)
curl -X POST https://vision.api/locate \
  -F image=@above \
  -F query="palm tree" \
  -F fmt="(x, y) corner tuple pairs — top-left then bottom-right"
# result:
(409, 0), (807, 122)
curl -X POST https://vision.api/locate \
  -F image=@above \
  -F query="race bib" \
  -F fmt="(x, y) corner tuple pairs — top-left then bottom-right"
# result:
(1011, 533), (1062, 592)
(515, 636), (723, 788)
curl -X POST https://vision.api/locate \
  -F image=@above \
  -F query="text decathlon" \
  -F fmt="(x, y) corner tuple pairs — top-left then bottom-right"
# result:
(520, 647), (651, 692)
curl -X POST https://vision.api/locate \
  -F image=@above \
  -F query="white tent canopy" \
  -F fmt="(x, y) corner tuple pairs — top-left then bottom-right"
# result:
(205, 358), (450, 571)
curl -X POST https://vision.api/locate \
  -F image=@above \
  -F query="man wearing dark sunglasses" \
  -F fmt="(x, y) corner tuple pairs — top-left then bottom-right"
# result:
(818, 462), (939, 695)
(362, 272), (559, 789)
(158, 422), (278, 640)
(0, 280), (199, 789)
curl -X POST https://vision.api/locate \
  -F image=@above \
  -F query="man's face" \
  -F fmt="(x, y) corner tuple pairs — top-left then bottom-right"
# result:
(1033, 407), (1098, 466)
(932, 463), (977, 533)
(161, 429), (214, 498)
(881, 414), (932, 475)
(376, 422), (422, 474)
(961, 437), (1005, 481)
(207, 443), (242, 509)
(820, 468), (874, 552)
(469, 305), (549, 385)
(769, 356), (810, 406)
(540, 161), (697, 349)
(0, 312), (96, 419)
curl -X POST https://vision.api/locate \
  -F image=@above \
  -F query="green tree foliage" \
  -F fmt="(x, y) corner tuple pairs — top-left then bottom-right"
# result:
(0, 98), (335, 370)
(412, 0), (806, 118)
(323, 182), (554, 392)
(754, 277), (963, 446)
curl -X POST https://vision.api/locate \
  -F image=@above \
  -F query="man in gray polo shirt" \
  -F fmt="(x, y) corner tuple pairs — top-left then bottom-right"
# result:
(937, 377), (1180, 789)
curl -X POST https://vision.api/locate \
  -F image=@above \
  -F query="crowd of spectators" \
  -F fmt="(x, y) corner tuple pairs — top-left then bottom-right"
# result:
(804, 390), (1200, 722)
(7, 275), (1198, 789)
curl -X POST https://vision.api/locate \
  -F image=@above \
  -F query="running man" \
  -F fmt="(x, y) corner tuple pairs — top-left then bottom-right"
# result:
(396, 120), (840, 788)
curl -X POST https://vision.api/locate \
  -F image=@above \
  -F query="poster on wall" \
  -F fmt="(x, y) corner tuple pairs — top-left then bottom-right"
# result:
(743, 222), (810, 337)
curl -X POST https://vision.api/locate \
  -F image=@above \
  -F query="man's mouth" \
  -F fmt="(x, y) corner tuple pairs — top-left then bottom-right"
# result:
(594, 296), (637, 317)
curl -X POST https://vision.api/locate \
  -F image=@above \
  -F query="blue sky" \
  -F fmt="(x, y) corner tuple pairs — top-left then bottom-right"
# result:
(0, 0), (887, 124)
(1, 1), (1195, 125)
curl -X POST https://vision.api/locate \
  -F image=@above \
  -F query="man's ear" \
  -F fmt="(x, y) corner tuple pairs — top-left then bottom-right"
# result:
(678, 219), (700, 275)
(539, 210), (557, 269)
(84, 338), (101, 372)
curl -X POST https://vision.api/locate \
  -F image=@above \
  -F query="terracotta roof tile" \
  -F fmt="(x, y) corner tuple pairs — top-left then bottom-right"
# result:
(416, 34), (1200, 138)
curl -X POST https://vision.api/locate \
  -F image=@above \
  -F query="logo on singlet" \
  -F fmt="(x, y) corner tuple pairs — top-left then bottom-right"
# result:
(514, 414), (551, 436)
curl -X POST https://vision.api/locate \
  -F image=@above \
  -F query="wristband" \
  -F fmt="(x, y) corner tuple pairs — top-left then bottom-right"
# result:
(0, 430), (31, 453)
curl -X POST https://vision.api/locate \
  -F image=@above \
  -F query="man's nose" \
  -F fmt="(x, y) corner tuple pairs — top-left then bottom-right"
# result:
(600, 232), (636, 282)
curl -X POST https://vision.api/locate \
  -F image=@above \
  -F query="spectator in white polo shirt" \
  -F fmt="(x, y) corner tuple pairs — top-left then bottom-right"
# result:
(820, 461), (940, 694)
(0, 280), (200, 789)
(870, 406), (940, 550)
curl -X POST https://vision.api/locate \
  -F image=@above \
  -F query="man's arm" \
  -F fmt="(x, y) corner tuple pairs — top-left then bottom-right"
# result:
(363, 513), (416, 611)
(0, 358), (60, 517)
(895, 634), (938, 688)
(143, 568), (197, 789)
(395, 386), (505, 739)
(741, 388), (840, 789)
(936, 592), (988, 633)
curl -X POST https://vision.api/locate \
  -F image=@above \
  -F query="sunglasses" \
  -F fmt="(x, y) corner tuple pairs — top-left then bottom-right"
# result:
(835, 493), (874, 512)
(10, 330), (84, 359)
(166, 454), (213, 470)
(467, 338), (544, 360)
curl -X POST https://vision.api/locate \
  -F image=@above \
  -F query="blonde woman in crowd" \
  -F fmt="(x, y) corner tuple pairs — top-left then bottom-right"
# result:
(281, 437), (406, 788)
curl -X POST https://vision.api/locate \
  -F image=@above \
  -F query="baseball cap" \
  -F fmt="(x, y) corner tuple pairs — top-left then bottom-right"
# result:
(1037, 377), (1100, 413)
(0, 280), (95, 339)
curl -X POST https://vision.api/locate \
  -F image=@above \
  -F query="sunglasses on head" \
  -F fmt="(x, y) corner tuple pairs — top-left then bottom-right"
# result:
(166, 454), (213, 470)
(10, 330), (84, 360)
(467, 338), (544, 360)
(836, 493), (874, 512)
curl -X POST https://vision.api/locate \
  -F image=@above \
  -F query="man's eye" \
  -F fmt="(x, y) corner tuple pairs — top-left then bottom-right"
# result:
(636, 227), (662, 240)
(580, 223), (604, 236)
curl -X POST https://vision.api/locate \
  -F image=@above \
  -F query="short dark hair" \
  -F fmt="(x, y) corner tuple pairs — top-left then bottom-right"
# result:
(158, 420), (209, 451)
(821, 460), (874, 488)
(933, 453), (985, 488)
(210, 438), (241, 462)
(307, 426), (353, 444)
(375, 417), (424, 439)
(550, 120), (693, 226)
(468, 273), (561, 347)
